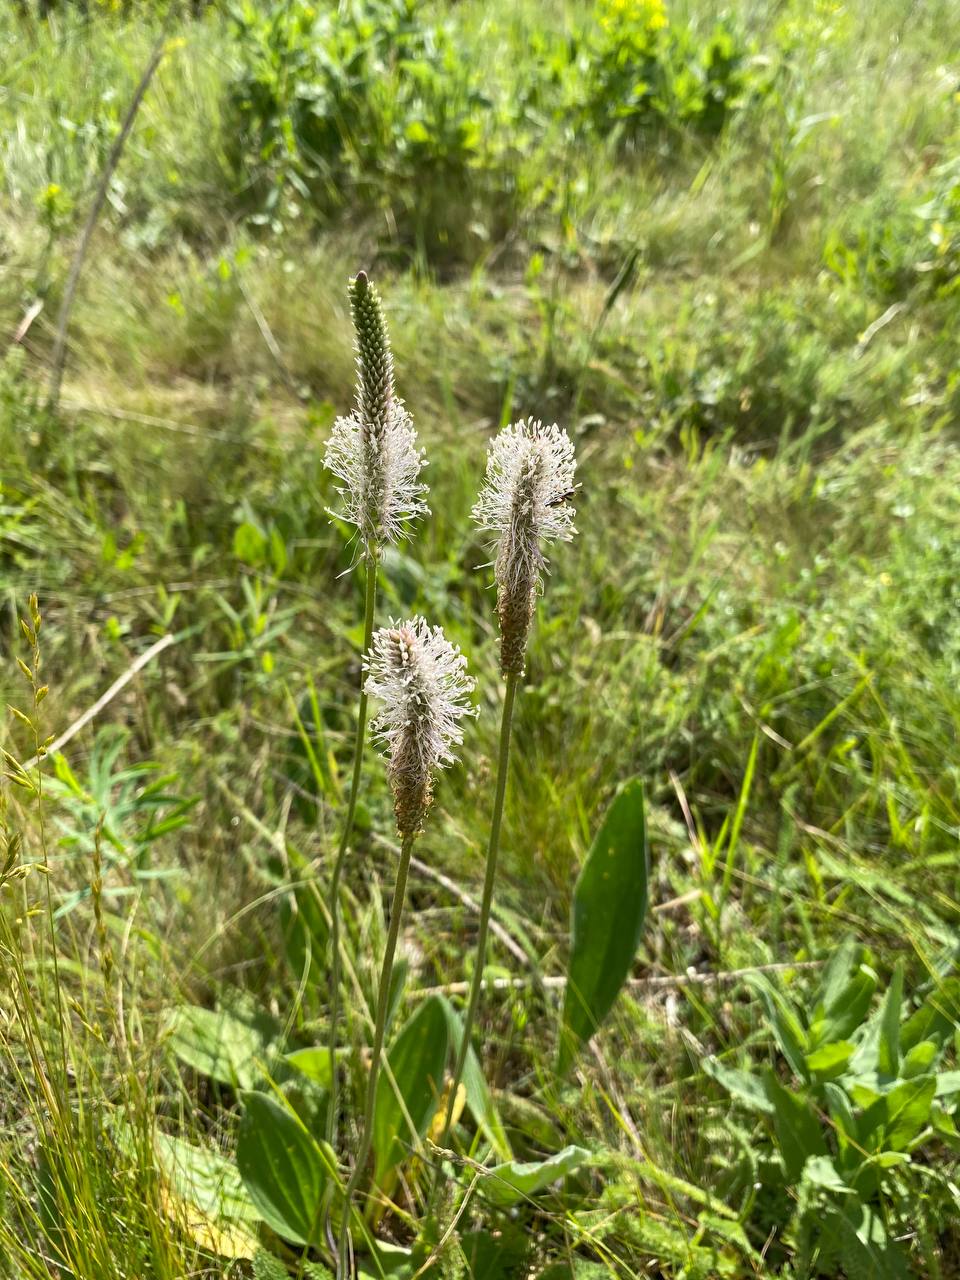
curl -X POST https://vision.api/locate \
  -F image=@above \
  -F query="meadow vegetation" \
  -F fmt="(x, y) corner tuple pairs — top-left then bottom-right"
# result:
(2, 0), (960, 1276)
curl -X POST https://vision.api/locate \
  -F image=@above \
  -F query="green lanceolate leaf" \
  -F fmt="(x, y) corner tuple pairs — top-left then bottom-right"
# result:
(559, 779), (648, 1076)
(702, 1056), (774, 1114)
(167, 1002), (276, 1091)
(878, 962), (904, 1078)
(850, 962), (904, 1081)
(801, 1154), (852, 1194)
(881, 1074), (936, 1151)
(900, 976), (960, 1051)
(808, 941), (877, 1049)
(483, 1145), (591, 1207)
(155, 1131), (261, 1224)
(372, 996), (449, 1189)
(237, 1091), (334, 1246)
(805, 1040), (855, 1080)
(438, 995), (512, 1159)
(285, 1045), (351, 1091)
(763, 1072), (827, 1181)
(746, 974), (808, 1078)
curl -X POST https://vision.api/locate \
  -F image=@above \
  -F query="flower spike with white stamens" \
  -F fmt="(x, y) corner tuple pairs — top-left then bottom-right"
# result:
(364, 617), (476, 836)
(325, 272), (429, 551)
(472, 418), (578, 674)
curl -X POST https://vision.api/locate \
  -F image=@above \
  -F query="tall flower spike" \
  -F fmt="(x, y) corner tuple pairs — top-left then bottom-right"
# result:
(472, 419), (577, 674)
(364, 617), (476, 837)
(325, 272), (429, 551)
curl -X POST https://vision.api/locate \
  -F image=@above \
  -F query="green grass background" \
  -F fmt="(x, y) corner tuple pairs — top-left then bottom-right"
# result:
(2, 0), (960, 1275)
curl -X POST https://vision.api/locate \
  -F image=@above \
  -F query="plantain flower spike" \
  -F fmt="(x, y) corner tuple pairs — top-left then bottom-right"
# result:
(472, 419), (577, 674)
(364, 617), (476, 837)
(325, 272), (428, 551)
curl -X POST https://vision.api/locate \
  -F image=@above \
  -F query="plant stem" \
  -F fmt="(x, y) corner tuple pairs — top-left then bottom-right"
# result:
(435, 670), (519, 1159)
(327, 552), (378, 1149)
(337, 830), (416, 1279)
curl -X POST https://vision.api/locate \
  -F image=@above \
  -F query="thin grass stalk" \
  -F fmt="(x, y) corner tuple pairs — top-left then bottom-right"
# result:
(327, 550), (378, 1147)
(435, 670), (518, 1161)
(47, 28), (171, 412)
(337, 830), (416, 1279)
(19, 596), (70, 1106)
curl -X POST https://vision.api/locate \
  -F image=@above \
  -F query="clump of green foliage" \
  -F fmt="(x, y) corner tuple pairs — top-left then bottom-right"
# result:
(579, 0), (761, 142)
(225, 0), (511, 258)
(707, 949), (960, 1276)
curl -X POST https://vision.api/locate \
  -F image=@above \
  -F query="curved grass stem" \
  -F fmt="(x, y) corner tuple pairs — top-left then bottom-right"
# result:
(337, 830), (416, 1278)
(327, 552), (378, 1149)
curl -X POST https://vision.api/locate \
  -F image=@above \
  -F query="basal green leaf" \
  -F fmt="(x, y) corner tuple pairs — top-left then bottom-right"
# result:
(167, 1003), (275, 1090)
(811, 967), (878, 1048)
(935, 1070), (960, 1096)
(900, 1038), (939, 1079)
(805, 1040), (855, 1079)
(559, 779), (648, 1075)
(237, 1091), (334, 1245)
(878, 963), (904, 1079)
(824, 1081), (858, 1162)
(155, 1130), (260, 1224)
(883, 1074), (935, 1150)
(702, 1056), (773, 1114)
(801, 1154), (852, 1193)
(373, 996), (449, 1188)
(814, 939), (863, 1017)
(747, 974), (808, 1078)
(438, 996), (511, 1159)
(285, 1045), (349, 1091)
(900, 977), (960, 1051)
(763, 1073), (826, 1181)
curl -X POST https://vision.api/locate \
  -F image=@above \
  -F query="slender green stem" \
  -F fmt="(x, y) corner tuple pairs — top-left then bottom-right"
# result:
(327, 552), (378, 1149)
(436, 670), (519, 1159)
(337, 831), (416, 1279)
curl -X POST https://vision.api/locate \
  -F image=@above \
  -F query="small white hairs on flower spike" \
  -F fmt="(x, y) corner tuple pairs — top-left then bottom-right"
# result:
(364, 617), (476, 836)
(472, 418), (578, 674)
(324, 272), (428, 551)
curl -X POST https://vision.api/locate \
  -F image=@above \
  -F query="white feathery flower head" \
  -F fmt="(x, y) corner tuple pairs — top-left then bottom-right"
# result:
(472, 419), (578, 571)
(364, 616), (476, 835)
(324, 272), (428, 551)
(325, 398), (428, 549)
(472, 418), (578, 673)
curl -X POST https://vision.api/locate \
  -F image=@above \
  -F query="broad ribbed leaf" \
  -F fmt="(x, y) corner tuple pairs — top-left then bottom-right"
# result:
(559, 780), (648, 1075)
(372, 996), (449, 1188)
(237, 1092), (333, 1245)
(155, 1131), (260, 1224)
(438, 996), (511, 1159)
(168, 1003), (274, 1090)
